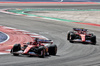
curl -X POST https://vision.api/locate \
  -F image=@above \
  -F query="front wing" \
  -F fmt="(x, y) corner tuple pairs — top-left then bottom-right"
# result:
(12, 50), (43, 56)
(71, 39), (92, 43)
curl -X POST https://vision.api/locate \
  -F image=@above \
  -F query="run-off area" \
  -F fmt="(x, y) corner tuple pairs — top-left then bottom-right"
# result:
(0, 32), (9, 44)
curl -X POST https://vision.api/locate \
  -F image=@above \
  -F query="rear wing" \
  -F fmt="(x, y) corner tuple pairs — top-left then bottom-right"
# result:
(38, 39), (53, 44)
(23, 39), (53, 45)
(73, 28), (88, 32)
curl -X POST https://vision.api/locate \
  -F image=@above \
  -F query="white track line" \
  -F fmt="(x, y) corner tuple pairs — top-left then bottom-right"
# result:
(0, 53), (9, 54)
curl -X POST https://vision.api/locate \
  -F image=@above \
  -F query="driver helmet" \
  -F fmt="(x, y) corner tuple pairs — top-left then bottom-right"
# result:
(81, 31), (84, 34)
(34, 38), (39, 42)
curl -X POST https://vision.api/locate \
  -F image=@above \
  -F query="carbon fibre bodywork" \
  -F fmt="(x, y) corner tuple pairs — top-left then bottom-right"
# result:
(11, 39), (57, 57)
(67, 28), (96, 45)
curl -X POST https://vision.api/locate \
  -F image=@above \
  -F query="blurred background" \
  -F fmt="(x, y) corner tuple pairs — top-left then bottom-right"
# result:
(0, 0), (100, 2)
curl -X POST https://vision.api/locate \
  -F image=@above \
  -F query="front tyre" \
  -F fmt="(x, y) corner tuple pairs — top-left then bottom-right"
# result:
(67, 31), (73, 40)
(69, 33), (75, 43)
(11, 44), (21, 56)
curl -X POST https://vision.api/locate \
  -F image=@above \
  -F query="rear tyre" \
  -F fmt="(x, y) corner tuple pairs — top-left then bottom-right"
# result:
(38, 46), (45, 58)
(91, 35), (96, 45)
(41, 49), (45, 58)
(48, 44), (57, 55)
(11, 44), (21, 56)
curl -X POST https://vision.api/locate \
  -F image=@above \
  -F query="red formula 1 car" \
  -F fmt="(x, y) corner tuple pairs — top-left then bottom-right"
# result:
(67, 28), (96, 45)
(10, 38), (57, 58)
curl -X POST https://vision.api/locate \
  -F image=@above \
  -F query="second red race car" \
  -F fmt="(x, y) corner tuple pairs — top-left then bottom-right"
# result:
(10, 38), (57, 58)
(67, 28), (96, 45)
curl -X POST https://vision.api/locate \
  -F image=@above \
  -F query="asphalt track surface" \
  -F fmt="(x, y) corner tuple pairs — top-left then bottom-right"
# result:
(0, 4), (100, 66)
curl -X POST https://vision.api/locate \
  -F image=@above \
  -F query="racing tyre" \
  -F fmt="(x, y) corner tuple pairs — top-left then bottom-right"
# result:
(91, 35), (96, 45)
(67, 31), (73, 40)
(38, 46), (45, 58)
(69, 33), (75, 43)
(41, 49), (45, 58)
(11, 44), (21, 56)
(48, 44), (57, 55)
